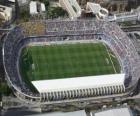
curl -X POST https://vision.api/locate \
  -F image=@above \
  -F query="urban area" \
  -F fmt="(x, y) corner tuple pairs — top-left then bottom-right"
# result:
(0, 0), (140, 116)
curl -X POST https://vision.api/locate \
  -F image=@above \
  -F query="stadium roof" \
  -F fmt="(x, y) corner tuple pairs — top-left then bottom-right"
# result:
(32, 74), (125, 93)
(93, 107), (133, 116)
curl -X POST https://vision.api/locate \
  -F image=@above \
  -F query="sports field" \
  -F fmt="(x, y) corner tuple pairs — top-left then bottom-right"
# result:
(19, 43), (121, 81)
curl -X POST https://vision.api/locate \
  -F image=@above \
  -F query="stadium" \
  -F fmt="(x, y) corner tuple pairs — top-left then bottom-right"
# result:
(2, 20), (140, 105)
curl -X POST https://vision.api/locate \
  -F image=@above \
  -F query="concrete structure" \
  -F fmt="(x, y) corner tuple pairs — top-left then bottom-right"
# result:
(77, 0), (129, 13)
(29, 1), (46, 15)
(86, 2), (108, 19)
(32, 110), (87, 116)
(59, 0), (82, 19)
(91, 107), (133, 116)
(0, 5), (12, 21)
(106, 7), (140, 22)
(8, 0), (29, 6)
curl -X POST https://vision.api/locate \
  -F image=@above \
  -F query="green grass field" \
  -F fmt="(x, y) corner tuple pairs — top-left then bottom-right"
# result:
(19, 43), (121, 82)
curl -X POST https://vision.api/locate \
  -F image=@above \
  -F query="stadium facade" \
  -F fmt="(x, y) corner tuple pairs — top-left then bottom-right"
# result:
(2, 20), (140, 105)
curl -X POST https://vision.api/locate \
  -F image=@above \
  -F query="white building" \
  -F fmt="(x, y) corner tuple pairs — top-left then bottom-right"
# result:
(29, 1), (46, 15)
(29, 1), (38, 15)
(59, 0), (82, 19)
(0, 5), (12, 21)
(40, 3), (46, 12)
(86, 2), (108, 19)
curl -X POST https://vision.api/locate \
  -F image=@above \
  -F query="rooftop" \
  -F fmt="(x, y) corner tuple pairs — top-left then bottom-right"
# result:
(32, 74), (125, 93)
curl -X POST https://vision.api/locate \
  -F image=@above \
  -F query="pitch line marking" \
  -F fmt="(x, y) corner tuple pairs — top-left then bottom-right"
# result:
(104, 44), (117, 74)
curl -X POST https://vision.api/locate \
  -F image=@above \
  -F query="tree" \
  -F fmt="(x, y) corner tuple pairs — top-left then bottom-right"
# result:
(0, 0), (5, 5)
(20, 9), (30, 21)
(42, 0), (50, 9)
(47, 7), (68, 19)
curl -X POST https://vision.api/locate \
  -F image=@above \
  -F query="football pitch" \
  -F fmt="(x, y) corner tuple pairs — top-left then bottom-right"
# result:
(19, 43), (121, 81)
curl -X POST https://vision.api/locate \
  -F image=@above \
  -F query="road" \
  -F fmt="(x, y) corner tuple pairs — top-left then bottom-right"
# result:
(121, 25), (140, 32)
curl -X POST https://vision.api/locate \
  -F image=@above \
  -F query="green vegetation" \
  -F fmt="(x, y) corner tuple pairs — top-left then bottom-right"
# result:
(0, 0), (4, 4)
(47, 7), (68, 19)
(40, 0), (50, 9)
(0, 83), (12, 96)
(19, 49), (38, 93)
(33, 0), (67, 18)
(18, 0), (67, 21)
(106, 46), (121, 73)
(19, 9), (30, 22)
(20, 43), (121, 82)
